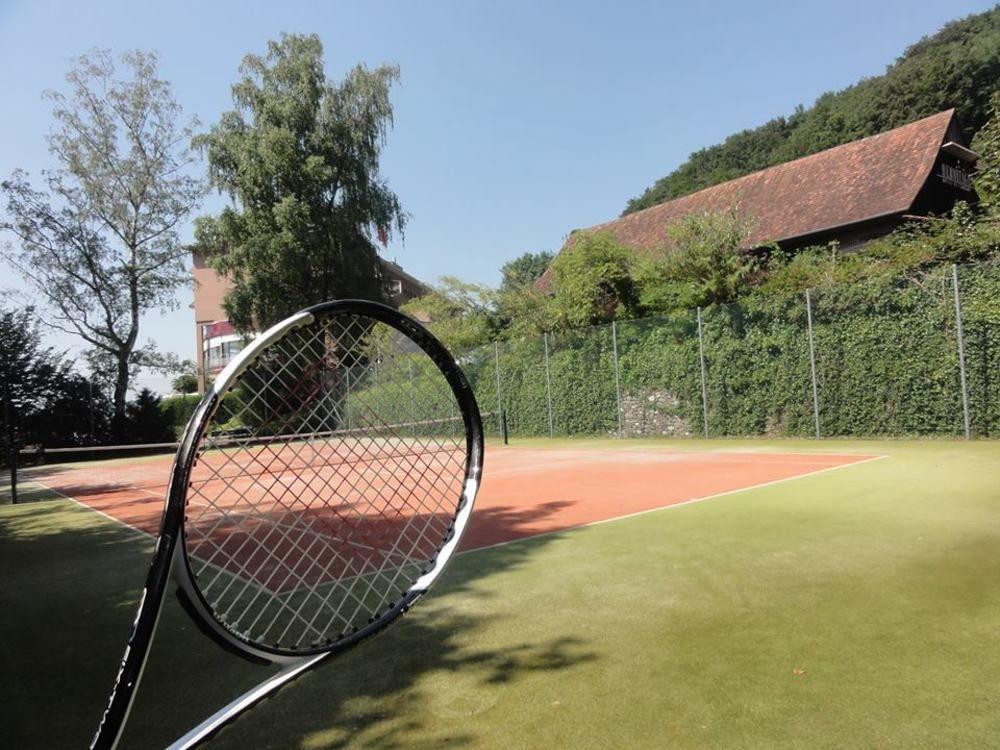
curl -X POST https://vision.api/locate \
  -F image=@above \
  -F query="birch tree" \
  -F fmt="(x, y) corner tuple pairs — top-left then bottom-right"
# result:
(1, 50), (203, 433)
(195, 34), (405, 332)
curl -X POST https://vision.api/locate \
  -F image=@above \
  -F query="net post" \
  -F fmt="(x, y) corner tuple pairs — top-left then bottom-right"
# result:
(696, 307), (709, 439)
(501, 409), (509, 445)
(611, 321), (623, 437)
(543, 332), (554, 437)
(2, 377), (16, 505)
(493, 341), (504, 436)
(952, 264), (971, 439)
(805, 289), (821, 439)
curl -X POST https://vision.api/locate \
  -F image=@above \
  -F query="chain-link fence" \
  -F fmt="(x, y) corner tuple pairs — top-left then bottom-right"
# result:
(462, 262), (1000, 440)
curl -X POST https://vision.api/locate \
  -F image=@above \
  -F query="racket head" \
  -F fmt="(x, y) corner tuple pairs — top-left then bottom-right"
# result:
(169, 300), (483, 662)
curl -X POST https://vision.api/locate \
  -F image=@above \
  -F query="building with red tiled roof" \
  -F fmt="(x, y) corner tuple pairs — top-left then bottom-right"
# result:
(537, 110), (977, 291)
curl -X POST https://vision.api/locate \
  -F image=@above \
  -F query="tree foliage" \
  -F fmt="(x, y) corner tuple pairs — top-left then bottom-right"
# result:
(635, 208), (763, 312)
(124, 388), (175, 443)
(496, 284), (556, 339)
(546, 232), (640, 328)
(171, 360), (199, 394)
(499, 251), (555, 293)
(757, 202), (1000, 299)
(401, 277), (498, 352)
(972, 91), (1000, 210)
(195, 34), (406, 332)
(624, 7), (1000, 214)
(0, 305), (112, 448)
(0, 50), (202, 432)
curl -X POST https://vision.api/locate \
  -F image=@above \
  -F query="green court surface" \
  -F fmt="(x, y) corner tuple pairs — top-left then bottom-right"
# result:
(2, 439), (999, 749)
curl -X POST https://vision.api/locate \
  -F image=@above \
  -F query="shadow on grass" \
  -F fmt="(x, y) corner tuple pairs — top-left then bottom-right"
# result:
(1, 496), (597, 749)
(0, 478), (67, 506)
(203, 538), (598, 750)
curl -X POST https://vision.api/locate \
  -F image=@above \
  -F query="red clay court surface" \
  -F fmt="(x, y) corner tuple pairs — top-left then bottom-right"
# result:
(22, 446), (877, 551)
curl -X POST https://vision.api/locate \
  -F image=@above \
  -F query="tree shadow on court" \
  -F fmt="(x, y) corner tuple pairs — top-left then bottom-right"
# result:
(459, 499), (576, 550)
(2, 496), (599, 749)
(10, 463), (168, 495)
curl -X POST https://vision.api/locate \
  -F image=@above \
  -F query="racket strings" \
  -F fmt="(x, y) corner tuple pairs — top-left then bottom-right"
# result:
(184, 315), (468, 650)
(191, 414), (456, 642)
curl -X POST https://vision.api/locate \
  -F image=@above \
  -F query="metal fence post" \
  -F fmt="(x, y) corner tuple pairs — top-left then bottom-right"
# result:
(407, 362), (417, 435)
(344, 365), (351, 429)
(494, 341), (504, 435)
(543, 332), (554, 437)
(611, 321), (623, 436)
(88, 378), (95, 444)
(696, 307), (709, 438)
(805, 290), (821, 439)
(952, 264), (971, 439)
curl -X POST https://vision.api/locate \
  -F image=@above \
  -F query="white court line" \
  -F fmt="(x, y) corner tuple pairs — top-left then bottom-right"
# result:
(484, 451), (876, 479)
(460, 453), (889, 556)
(20, 473), (280, 598)
(16, 474), (153, 540)
(498, 444), (882, 459)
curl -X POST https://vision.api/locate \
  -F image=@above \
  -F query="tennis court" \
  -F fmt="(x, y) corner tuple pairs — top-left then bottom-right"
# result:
(14, 442), (875, 549)
(3, 437), (999, 748)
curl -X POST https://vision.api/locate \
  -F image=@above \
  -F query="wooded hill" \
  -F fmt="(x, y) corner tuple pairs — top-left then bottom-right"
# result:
(624, 7), (1000, 215)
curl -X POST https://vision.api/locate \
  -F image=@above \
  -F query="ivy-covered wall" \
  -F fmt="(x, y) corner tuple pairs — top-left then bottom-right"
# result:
(465, 263), (1000, 438)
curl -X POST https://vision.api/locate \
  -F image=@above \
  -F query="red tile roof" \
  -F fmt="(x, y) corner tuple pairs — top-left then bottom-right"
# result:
(537, 109), (956, 290)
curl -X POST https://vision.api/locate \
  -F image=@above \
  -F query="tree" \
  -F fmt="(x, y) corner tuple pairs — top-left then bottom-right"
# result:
(124, 388), (174, 443)
(0, 304), (111, 449)
(36, 370), (112, 448)
(499, 251), (555, 293)
(635, 208), (762, 312)
(496, 284), (557, 339)
(171, 359), (198, 394)
(401, 277), (497, 351)
(84, 343), (187, 407)
(195, 34), (406, 332)
(1, 50), (203, 434)
(547, 232), (640, 328)
(1, 305), (63, 453)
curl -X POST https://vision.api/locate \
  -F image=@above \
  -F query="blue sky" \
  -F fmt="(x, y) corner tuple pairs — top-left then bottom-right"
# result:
(0, 0), (993, 391)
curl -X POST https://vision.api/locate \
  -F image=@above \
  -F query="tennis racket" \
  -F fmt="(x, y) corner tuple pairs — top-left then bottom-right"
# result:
(91, 299), (484, 749)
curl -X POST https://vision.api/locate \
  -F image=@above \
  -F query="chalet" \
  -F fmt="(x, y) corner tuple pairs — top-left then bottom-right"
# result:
(192, 252), (427, 391)
(537, 109), (978, 290)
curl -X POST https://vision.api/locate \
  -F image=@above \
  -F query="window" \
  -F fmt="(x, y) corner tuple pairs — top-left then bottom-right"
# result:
(388, 279), (403, 296)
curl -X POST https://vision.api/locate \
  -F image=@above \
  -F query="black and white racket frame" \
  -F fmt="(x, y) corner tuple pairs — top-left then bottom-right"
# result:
(91, 299), (484, 750)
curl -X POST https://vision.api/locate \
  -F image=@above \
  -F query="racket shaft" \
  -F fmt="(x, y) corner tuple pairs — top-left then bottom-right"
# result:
(168, 654), (327, 750)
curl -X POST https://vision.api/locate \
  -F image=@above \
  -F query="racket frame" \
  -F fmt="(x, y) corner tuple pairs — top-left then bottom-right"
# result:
(90, 300), (483, 749)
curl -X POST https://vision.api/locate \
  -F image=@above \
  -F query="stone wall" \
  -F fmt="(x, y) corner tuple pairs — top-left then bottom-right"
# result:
(616, 389), (693, 437)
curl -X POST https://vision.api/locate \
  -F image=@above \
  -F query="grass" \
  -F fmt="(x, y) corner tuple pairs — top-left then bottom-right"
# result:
(2, 438), (999, 749)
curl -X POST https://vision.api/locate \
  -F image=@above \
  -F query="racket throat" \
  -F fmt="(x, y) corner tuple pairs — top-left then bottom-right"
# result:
(174, 585), (273, 666)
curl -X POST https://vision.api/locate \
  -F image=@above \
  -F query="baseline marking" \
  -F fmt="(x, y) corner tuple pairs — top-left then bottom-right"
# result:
(15, 474), (152, 540)
(461, 453), (889, 556)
